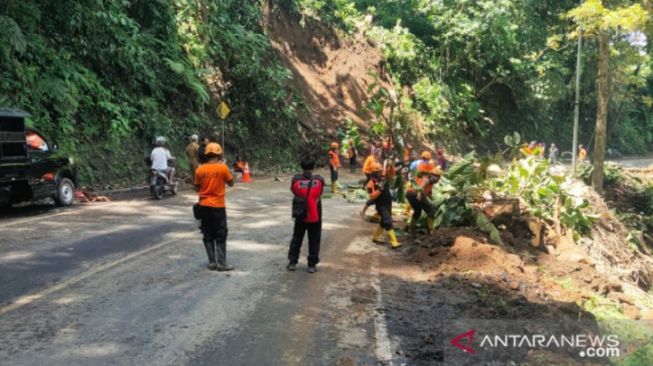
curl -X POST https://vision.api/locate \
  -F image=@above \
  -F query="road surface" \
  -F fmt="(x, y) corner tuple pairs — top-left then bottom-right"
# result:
(0, 172), (410, 366)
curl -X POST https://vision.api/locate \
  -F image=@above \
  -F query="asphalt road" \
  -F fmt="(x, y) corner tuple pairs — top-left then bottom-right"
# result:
(0, 172), (408, 366)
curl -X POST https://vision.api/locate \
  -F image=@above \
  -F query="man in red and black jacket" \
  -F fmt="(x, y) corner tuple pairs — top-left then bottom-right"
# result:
(288, 156), (325, 273)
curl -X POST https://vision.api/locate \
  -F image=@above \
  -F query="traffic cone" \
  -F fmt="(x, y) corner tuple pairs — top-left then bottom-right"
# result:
(242, 163), (252, 183)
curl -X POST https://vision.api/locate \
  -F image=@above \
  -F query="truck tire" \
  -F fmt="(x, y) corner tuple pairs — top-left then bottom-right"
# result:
(55, 178), (75, 207)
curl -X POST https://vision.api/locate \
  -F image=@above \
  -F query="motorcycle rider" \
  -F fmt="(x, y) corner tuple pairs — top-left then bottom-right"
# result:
(151, 136), (176, 184)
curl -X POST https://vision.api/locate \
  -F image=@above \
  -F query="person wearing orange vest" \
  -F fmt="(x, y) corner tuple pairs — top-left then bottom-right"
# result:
(578, 144), (588, 162)
(347, 139), (358, 173)
(328, 142), (341, 193)
(360, 162), (400, 248)
(406, 154), (441, 233)
(195, 143), (235, 271)
(403, 144), (414, 165)
(363, 149), (380, 182)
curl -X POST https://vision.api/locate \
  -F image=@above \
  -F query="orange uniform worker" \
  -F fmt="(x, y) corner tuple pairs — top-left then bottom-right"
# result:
(360, 162), (400, 248)
(403, 144), (414, 165)
(363, 150), (379, 182)
(578, 144), (588, 162)
(406, 159), (442, 233)
(194, 143), (235, 271)
(328, 142), (341, 193)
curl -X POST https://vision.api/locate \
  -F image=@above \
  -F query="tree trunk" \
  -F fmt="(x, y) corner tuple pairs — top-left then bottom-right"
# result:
(592, 32), (609, 195)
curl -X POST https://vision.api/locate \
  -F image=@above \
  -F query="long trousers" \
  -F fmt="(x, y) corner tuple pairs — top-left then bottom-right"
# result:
(329, 165), (338, 184)
(288, 220), (322, 267)
(406, 190), (436, 220)
(200, 206), (228, 265)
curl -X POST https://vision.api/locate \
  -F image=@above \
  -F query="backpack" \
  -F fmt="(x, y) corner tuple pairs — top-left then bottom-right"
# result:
(292, 175), (314, 220)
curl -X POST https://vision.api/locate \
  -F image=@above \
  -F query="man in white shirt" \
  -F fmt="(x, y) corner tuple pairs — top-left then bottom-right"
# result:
(151, 136), (175, 183)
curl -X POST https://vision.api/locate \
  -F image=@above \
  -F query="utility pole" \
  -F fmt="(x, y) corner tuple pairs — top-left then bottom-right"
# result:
(571, 24), (583, 176)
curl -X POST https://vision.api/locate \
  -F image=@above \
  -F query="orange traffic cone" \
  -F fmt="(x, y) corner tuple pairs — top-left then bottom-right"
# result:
(242, 163), (252, 183)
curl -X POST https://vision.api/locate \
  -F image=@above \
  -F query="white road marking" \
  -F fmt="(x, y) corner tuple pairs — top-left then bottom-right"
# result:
(370, 262), (395, 365)
(0, 232), (194, 315)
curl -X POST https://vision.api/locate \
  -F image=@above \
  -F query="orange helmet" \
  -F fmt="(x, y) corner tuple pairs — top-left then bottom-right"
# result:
(370, 162), (383, 173)
(331, 142), (339, 149)
(205, 143), (223, 156)
(421, 151), (432, 160)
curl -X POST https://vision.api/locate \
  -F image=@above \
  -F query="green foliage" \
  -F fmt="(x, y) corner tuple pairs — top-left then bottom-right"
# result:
(292, 0), (653, 156)
(490, 156), (595, 235)
(579, 162), (624, 186)
(0, 0), (303, 183)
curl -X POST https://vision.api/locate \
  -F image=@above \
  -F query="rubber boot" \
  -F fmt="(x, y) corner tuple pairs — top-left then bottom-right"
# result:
(203, 241), (217, 270)
(214, 240), (234, 271)
(331, 182), (338, 193)
(427, 217), (435, 234)
(403, 203), (412, 217)
(407, 219), (417, 234)
(388, 230), (401, 249)
(372, 226), (385, 244)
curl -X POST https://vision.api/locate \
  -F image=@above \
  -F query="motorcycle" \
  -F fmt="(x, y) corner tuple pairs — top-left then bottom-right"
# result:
(145, 157), (177, 199)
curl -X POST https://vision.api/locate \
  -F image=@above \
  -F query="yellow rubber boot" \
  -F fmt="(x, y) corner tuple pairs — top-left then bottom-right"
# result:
(403, 203), (412, 217)
(427, 217), (435, 234)
(388, 230), (401, 249)
(372, 226), (384, 244)
(331, 182), (338, 193)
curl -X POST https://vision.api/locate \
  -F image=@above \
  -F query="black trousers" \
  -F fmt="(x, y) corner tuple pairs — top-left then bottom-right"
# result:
(329, 165), (338, 184)
(349, 157), (356, 172)
(288, 220), (322, 266)
(200, 206), (228, 264)
(376, 204), (393, 230)
(406, 191), (436, 220)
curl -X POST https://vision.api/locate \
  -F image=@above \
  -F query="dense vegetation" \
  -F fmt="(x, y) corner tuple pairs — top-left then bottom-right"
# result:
(290, 0), (653, 156)
(1, 0), (302, 183)
(0, 0), (651, 184)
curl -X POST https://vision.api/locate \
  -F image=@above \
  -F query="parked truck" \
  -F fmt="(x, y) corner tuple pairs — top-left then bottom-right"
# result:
(0, 109), (77, 208)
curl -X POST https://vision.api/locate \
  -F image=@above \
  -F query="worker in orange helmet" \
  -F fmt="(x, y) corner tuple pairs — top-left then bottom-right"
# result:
(360, 162), (400, 249)
(194, 143), (235, 271)
(327, 142), (341, 193)
(363, 147), (380, 183)
(406, 164), (442, 234)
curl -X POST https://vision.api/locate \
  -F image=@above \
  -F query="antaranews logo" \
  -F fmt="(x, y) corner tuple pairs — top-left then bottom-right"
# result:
(450, 329), (620, 359)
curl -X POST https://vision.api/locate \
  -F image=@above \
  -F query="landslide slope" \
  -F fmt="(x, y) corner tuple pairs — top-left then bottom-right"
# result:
(266, 5), (388, 139)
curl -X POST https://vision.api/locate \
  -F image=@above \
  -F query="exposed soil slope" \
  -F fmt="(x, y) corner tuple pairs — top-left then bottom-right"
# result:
(266, 6), (389, 138)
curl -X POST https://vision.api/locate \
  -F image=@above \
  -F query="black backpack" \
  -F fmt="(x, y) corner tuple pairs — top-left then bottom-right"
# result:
(292, 175), (314, 220)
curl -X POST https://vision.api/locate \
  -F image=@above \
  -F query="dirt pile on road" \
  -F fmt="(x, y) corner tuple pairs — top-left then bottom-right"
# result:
(377, 228), (653, 364)
(265, 5), (388, 139)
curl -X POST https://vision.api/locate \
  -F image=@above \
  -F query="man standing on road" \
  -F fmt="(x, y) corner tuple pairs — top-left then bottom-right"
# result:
(185, 134), (200, 179)
(548, 143), (559, 165)
(347, 139), (358, 173)
(579, 144), (588, 162)
(288, 156), (325, 273)
(195, 143), (235, 271)
(328, 142), (341, 193)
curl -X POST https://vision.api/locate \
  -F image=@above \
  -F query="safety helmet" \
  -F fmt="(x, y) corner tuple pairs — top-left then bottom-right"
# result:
(331, 142), (339, 149)
(421, 151), (432, 160)
(190, 134), (199, 142)
(370, 162), (383, 173)
(205, 142), (223, 156)
(155, 136), (166, 146)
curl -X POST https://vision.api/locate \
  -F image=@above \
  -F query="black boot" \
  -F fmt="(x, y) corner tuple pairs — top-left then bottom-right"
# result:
(214, 240), (234, 271)
(203, 240), (216, 270)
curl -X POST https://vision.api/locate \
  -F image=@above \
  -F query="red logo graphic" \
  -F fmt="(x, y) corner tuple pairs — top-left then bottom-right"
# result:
(451, 329), (476, 354)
